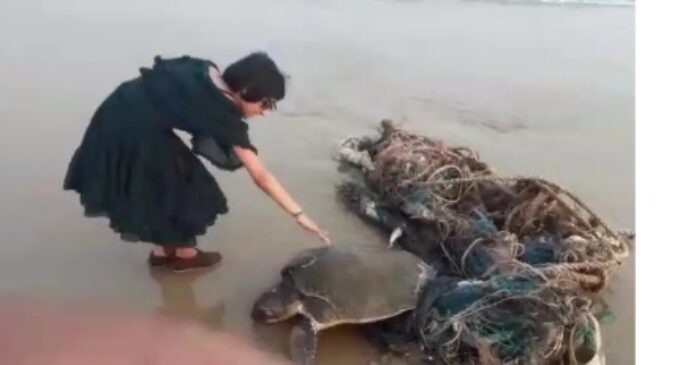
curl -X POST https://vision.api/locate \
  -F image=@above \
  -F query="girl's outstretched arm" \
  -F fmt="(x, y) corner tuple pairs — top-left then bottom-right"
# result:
(233, 146), (331, 245)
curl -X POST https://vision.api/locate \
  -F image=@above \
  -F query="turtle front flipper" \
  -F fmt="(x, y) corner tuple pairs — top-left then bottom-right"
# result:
(289, 318), (318, 365)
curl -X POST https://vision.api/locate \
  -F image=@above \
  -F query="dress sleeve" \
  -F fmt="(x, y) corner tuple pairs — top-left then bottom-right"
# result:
(185, 66), (258, 170)
(143, 57), (258, 170)
(142, 56), (258, 150)
(190, 135), (249, 171)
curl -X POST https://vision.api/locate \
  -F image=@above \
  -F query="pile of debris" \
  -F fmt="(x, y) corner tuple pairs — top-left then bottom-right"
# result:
(336, 120), (632, 365)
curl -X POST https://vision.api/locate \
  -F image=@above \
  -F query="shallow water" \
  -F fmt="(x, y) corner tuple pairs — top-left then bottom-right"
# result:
(0, 0), (634, 364)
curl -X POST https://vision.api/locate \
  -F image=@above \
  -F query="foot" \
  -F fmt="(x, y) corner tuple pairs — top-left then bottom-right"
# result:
(147, 247), (175, 267)
(170, 249), (222, 273)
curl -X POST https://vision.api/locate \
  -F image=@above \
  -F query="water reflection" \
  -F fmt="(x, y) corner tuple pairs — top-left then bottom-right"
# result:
(147, 267), (226, 331)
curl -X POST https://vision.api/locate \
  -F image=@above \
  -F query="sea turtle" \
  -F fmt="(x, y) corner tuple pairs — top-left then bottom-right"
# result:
(251, 245), (434, 365)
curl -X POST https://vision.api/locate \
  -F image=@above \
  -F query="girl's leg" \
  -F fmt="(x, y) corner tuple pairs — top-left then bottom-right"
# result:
(152, 245), (169, 256)
(176, 247), (199, 258)
(148, 245), (176, 267)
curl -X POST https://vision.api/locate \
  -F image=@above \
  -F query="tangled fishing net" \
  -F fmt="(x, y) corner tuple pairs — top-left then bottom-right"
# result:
(335, 120), (632, 365)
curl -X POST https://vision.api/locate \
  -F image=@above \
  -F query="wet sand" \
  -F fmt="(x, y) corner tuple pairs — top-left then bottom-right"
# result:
(0, 0), (633, 364)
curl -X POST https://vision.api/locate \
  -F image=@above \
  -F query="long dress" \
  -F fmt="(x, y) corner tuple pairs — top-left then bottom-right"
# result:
(63, 55), (256, 246)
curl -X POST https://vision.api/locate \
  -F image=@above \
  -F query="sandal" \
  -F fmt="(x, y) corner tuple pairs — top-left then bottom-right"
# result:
(147, 248), (176, 267)
(170, 250), (222, 273)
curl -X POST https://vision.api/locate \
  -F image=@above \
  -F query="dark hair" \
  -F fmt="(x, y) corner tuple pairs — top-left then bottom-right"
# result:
(222, 52), (286, 102)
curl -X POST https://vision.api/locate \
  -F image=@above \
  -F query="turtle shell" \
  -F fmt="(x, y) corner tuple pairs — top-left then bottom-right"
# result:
(281, 246), (433, 326)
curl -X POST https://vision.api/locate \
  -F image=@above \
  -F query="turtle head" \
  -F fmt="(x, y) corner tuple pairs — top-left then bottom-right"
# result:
(251, 280), (301, 324)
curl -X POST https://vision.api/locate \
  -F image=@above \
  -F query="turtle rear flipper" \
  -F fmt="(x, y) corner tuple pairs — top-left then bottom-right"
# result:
(290, 318), (318, 365)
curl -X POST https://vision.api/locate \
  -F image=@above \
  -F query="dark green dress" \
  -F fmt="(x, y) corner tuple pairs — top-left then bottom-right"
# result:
(64, 55), (255, 246)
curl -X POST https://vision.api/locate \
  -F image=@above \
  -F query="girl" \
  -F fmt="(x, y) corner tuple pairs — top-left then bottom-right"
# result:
(64, 52), (331, 273)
